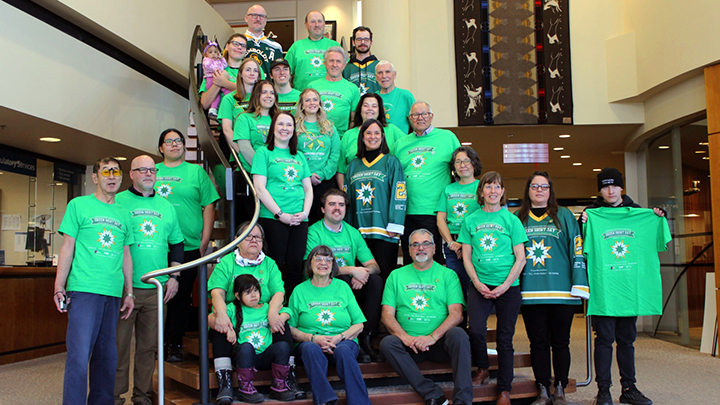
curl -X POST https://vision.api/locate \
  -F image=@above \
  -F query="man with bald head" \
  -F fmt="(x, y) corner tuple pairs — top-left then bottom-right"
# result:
(286, 10), (341, 91)
(113, 155), (184, 405)
(244, 4), (283, 77)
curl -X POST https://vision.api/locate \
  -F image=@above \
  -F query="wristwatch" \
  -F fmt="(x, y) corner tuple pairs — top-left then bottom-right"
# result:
(340, 333), (347, 341)
(274, 210), (283, 219)
(169, 275), (179, 281)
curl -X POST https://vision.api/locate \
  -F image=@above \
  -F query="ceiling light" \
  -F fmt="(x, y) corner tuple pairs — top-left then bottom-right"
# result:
(553, 147), (564, 151)
(695, 150), (707, 154)
(703, 156), (710, 160)
(658, 145), (670, 149)
(40, 137), (61, 143)
(590, 195), (597, 199)
(573, 162), (582, 166)
(683, 214), (700, 218)
(699, 142), (709, 146)
(592, 168), (601, 172)
(115, 156), (127, 161)
(461, 142), (472, 146)
(559, 134), (571, 138)
(560, 155), (570, 159)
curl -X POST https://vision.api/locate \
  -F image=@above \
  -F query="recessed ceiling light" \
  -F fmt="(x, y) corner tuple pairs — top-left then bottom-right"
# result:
(559, 134), (571, 138)
(461, 142), (472, 146)
(553, 147), (564, 151)
(592, 168), (601, 172)
(658, 145), (670, 149)
(40, 137), (61, 143)
(573, 162), (582, 166)
(560, 155), (570, 159)
(695, 150), (707, 154)
(703, 156), (710, 160)
(115, 157), (127, 161)
(699, 142), (709, 146)
(683, 214), (700, 217)
(590, 195), (597, 199)
(56, 182), (63, 186)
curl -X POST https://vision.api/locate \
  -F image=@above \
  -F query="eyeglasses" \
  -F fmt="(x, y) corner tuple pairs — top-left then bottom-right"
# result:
(99, 169), (122, 177)
(455, 159), (472, 167)
(354, 38), (372, 43)
(131, 167), (158, 174)
(247, 13), (267, 19)
(529, 184), (551, 191)
(313, 255), (334, 263)
(409, 112), (432, 119)
(245, 235), (263, 242)
(163, 138), (184, 146)
(409, 241), (434, 249)
(229, 41), (247, 49)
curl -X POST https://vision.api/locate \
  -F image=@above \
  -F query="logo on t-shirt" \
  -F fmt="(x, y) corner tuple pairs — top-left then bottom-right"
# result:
(610, 240), (629, 259)
(283, 165), (299, 182)
(322, 98), (335, 112)
(336, 256), (348, 267)
(452, 201), (469, 218)
(97, 228), (116, 249)
(139, 219), (158, 237)
(156, 183), (174, 198)
(356, 182), (375, 206)
(246, 331), (266, 349)
(316, 309), (336, 326)
(410, 154), (426, 169)
(310, 56), (323, 68)
(410, 293), (429, 311)
(526, 239), (552, 266)
(479, 233), (498, 251)
(303, 131), (325, 151)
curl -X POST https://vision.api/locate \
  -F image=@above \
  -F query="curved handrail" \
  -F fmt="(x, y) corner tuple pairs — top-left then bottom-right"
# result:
(142, 25), (259, 404)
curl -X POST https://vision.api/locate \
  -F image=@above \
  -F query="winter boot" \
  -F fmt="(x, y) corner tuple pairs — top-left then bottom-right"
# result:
(214, 368), (233, 405)
(269, 363), (295, 401)
(287, 357), (306, 399)
(236, 367), (265, 403)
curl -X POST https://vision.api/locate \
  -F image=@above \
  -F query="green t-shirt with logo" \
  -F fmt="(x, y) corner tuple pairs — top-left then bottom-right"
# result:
(224, 303), (291, 354)
(379, 87), (415, 134)
(115, 190), (184, 289)
(278, 89), (301, 112)
(297, 121), (340, 180)
(457, 207), (528, 287)
(208, 253), (284, 304)
(250, 146), (311, 220)
(435, 180), (481, 234)
(336, 123), (406, 174)
(394, 128), (461, 215)
(304, 221), (375, 268)
(285, 37), (341, 91)
(381, 261), (464, 337)
(233, 113), (272, 172)
(307, 78), (361, 138)
(218, 91), (250, 125)
(288, 278), (366, 343)
(154, 161), (220, 250)
(583, 207), (671, 317)
(59, 194), (135, 297)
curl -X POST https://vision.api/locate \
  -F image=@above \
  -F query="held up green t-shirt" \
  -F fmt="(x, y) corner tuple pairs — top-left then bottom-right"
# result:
(59, 194), (135, 297)
(307, 78), (361, 138)
(285, 37), (341, 91)
(208, 253), (284, 304)
(298, 121), (340, 180)
(381, 261), (464, 337)
(154, 161), (220, 250)
(394, 128), (461, 215)
(288, 278), (366, 343)
(457, 207), (528, 286)
(304, 220), (375, 268)
(233, 113), (272, 172)
(115, 191), (184, 289)
(435, 180), (481, 234)
(217, 91), (250, 125)
(379, 87), (415, 134)
(251, 146), (311, 219)
(336, 123), (405, 174)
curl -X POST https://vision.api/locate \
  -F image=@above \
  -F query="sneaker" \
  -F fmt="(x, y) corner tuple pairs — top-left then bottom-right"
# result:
(619, 385), (652, 405)
(594, 387), (613, 405)
(425, 395), (448, 405)
(208, 108), (218, 119)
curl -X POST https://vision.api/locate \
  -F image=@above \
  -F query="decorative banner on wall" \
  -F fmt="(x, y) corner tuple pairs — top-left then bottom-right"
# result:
(453, 0), (573, 126)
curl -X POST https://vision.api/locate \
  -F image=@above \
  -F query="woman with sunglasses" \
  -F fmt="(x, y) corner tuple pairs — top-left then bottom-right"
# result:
(515, 171), (588, 405)
(288, 245), (371, 405)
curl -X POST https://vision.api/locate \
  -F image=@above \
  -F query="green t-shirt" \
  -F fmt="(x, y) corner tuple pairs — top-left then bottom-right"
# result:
(434, 180), (481, 234)
(288, 278), (366, 342)
(297, 121), (340, 180)
(218, 91), (250, 125)
(208, 253), (284, 304)
(154, 161), (220, 250)
(285, 37), (341, 91)
(394, 128), (461, 215)
(58, 194), (134, 297)
(225, 303), (291, 354)
(583, 207), (671, 317)
(278, 89), (301, 112)
(379, 87), (415, 134)
(336, 123), (406, 174)
(115, 190), (184, 289)
(199, 65), (239, 93)
(233, 113), (272, 172)
(381, 261), (464, 337)
(457, 207), (528, 287)
(250, 146), (311, 220)
(307, 78), (361, 138)
(304, 220), (375, 268)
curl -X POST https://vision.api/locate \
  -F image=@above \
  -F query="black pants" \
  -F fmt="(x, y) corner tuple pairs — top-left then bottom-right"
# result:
(309, 179), (336, 225)
(365, 238), (400, 279)
(400, 215), (444, 266)
(258, 218), (308, 297)
(592, 315), (638, 389)
(211, 321), (294, 359)
(336, 274), (383, 334)
(521, 304), (577, 388)
(165, 249), (200, 346)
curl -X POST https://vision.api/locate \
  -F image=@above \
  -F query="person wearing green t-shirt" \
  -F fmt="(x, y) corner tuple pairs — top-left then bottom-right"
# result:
(289, 245), (370, 405)
(376, 60), (415, 134)
(285, 10), (341, 91)
(396, 101), (461, 266)
(379, 229), (472, 405)
(252, 111), (313, 295)
(53, 157), (135, 405)
(307, 46), (361, 138)
(435, 146), (483, 298)
(200, 34), (248, 111)
(457, 171), (528, 405)
(295, 88), (341, 223)
(113, 155), (185, 405)
(219, 58), (261, 151)
(270, 58), (301, 112)
(155, 129), (221, 362)
(234, 80), (280, 173)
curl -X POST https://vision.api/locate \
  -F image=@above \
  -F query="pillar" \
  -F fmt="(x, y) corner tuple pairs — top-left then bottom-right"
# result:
(703, 64), (720, 337)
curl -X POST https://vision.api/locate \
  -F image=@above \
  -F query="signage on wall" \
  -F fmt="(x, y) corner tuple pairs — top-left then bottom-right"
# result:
(54, 162), (84, 184)
(0, 148), (37, 177)
(503, 143), (549, 164)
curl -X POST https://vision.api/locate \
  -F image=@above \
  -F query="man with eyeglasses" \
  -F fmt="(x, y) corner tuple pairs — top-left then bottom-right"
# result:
(380, 228), (472, 405)
(200, 34), (249, 110)
(53, 156), (135, 404)
(113, 155), (184, 405)
(395, 102), (461, 266)
(155, 129), (220, 362)
(286, 10), (341, 91)
(343, 26), (380, 96)
(244, 4), (283, 77)
(376, 60), (415, 134)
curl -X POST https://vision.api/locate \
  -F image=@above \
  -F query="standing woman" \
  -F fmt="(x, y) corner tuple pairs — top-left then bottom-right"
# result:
(218, 58), (261, 149)
(234, 80), (280, 172)
(344, 119), (406, 279)
(457, 171), (527, 405)
(435, 146), (483, 297)
(515, 171), (588, 405)
(295, 88), (341, 224)
(252, 111), (313, 295)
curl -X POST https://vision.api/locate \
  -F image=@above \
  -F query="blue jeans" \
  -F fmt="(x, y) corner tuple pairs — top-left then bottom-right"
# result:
(63, 291), (121, 405)
(296, 340), (370, 405)
(235, 341), (291, 369)
(443, 243), (470, 299)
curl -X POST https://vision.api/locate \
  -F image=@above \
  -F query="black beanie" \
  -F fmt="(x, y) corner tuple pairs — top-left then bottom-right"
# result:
(597, 167), (624, 191)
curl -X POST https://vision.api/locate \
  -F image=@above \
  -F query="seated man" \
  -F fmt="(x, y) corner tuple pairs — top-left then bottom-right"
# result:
(305, 189), (384, 362)
(379, 229), (472, 405)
